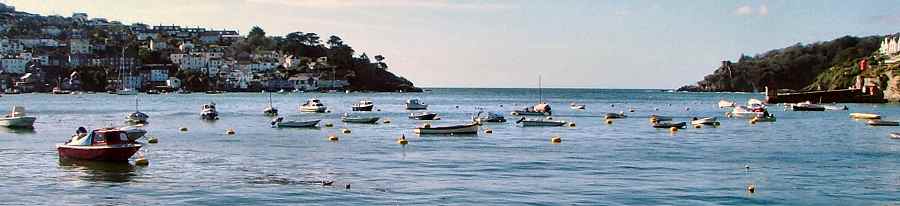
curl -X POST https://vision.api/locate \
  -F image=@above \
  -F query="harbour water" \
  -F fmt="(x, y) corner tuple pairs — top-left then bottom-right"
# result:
(1, 88), (899, 205)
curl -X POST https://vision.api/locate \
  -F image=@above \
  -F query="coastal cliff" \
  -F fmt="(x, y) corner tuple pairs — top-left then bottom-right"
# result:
(678, 36), (883, 92)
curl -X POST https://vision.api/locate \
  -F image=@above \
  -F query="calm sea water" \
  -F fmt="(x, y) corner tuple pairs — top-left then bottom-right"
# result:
(1, 88), (899, 205)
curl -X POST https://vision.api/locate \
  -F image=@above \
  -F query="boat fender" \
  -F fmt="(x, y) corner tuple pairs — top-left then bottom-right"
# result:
(550, 135), (562, 143)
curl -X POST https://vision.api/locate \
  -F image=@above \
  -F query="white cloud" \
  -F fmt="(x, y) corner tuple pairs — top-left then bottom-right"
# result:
(734, 5), (753, 16)
(758, 4), (768, 16)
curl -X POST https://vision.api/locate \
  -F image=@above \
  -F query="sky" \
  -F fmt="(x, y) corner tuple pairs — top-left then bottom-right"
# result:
(5, 0), (900, 89)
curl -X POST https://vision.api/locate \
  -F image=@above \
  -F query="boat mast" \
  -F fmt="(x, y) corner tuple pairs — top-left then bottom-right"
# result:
(538, 75), (543, 104)
(121, 47), (126, 91)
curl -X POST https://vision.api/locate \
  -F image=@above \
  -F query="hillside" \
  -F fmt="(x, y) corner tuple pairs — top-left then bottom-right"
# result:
(678, 35), (883, 92)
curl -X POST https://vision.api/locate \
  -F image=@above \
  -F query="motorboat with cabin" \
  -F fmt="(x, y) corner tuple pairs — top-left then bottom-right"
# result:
(405, 98), (428, 110)
(57, 127), (143, 162)
(200, 102), (219, 120)
(300, 98), (328, 113)
(352, 100), (375, 111)
(0, 106), (36, 128)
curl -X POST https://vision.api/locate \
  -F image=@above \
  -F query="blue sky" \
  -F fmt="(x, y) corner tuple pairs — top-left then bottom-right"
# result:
(6, 0), (900, 88)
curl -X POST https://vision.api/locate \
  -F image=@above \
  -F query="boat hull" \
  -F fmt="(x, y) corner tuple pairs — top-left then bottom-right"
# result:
(850, 113), (881, 120)
(653, 122), (687, 128)
(415, 124), (479, 134)
(791, 106), (825, 111)
(342, 117), (380, 124)
(867, 120), (899, 126)
(519, 120), (567, 127)
(57, 144), (142, 162)
(300, 106), (327, 113)
(511, 111), (550, 116)
(406, 104), (428, 110)
(0, 116), (36, 128)
(352, 105), (374, 111)
(409, 113), (438, 120)
(275, 120), (320, 128)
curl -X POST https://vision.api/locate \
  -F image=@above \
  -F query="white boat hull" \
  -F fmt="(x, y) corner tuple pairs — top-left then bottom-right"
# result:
(300, 106), (327, 113)
(0, 116), (36, 127)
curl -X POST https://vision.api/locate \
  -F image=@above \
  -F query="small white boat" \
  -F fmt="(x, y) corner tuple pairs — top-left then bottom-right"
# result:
(414, 122), (479, 134)
(823, 105), (848, 111)
(850, 113), (881, 120)
(0, 106), (36, 128)
(341, 114), (380, 124)
(515, 117), (568, 127)
(889, 132), (900, 139)
(352, 100), (374, 111)
(691, 117), (719, 125)
(731, 106), (765, 118)
(271, 117), (320, 128)
(570, 102), (586, 110)
(718, 100), (736, 108)
(867, 120), (899, 126)
(201, 102), (218, 120)
(406, 98), (428, 110)
(299, 98), (327, 113)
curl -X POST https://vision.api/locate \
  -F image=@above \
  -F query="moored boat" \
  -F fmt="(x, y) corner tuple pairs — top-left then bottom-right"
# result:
(117, 126), (148, 142)
(604, 112), (627, 119)
(867, 119), (899, 126)
(341, 114), (380, 124)
(850, 113), (880, 119)
(512, 103), (551, 116)
(652, 121), (686, 129)
(752, 114), (777, 122)
(409, 112), (438, 120)
(823, 105), (848, 111)
(414, 122), (479, 134)
(790, 101), (825, 111)
(405, 98), (428, 110)
(264, 93), (278, 116)
(125, 97), (149, 124)
(201, 102), (219, 120)
(299, 98), (327, 113)
(691, 117), (719, 125)
(570, 102), (586, 110)
(516, 117), (568, 127)
(473, 111), (507, 123)
(718, 100), (736, 108)
(271, 117), (320, 128)
(649, 115), (673, 122)
(57, 128), (143, 162)
(352, 100), (375, 111)
(0, 106), (36, 128)
(889, 132), (900, 139)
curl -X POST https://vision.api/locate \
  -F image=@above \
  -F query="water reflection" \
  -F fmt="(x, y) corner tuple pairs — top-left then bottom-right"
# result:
(0, 127), (35, 134)
(58, 159), (138, 183)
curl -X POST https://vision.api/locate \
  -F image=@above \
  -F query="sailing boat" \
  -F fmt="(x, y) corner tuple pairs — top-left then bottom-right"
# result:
(116, 48), (137, 95)
(263, 92), (278, 116)
(511, 75), (552, 116)
(125, 96), (149, 124)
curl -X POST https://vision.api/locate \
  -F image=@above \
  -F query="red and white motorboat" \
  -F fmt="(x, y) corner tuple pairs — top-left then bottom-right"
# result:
(57, 128), (143, 162)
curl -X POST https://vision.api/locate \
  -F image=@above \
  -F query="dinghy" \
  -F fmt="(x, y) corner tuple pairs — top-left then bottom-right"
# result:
(691, 117), (719, 125)
(473, 111), (507, 123)
(271, 117), (320, 128)
(652, 121), (686, 129)
(57, 128), (143, 162)
(341, 114), (380, 124)
(867, 120), (899, 126)
(889, 132), (900, 139)
(516, 117), (568, 127)
(790, 101), (825, 111)
(604, 112), (627, 119)
(850, 113), (881, 120)
(0, 106), (36, 128)
(409, 112), (438, 120)
(414, 123), (479, 135)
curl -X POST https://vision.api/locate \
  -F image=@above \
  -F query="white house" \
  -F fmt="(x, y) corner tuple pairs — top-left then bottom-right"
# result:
(0, 39), (23, 54)
(69, 39), (91, 55)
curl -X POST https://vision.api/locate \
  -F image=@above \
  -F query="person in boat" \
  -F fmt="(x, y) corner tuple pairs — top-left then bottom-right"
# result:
(66, 127), (90, 145)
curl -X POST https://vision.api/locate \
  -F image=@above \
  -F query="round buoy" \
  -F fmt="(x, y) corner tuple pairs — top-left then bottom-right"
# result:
(324, 123), (334, 127)
(328, 135), (339, 141)
(341, 128), (351, 134)
(747, 184), (756, 193)
(397, 134), (408, 145)
(345, 184), (351, 190)
(551, 135), (562, 143)
(383, 119), (391, 124)
(670, 127), (679, 132)
(568, 122), (576, 127)
(148, 137), (159, 144)
(226, 128), (236, 135)
(179, 127), (188, 132)
(629, 109), (635, 112)
(685, 107), (690, 111)
(654, 108), (660, 111)
(135, 158), (149, 166)
(606, 119), (613, 124)
(484, 128), (493, 134)
(745, 164), (751, 171)
(750, 119), (758, 124)
(376, 109), (382, 112)
(694, 124), (702, 128)
(714, 122), (721, 126)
